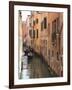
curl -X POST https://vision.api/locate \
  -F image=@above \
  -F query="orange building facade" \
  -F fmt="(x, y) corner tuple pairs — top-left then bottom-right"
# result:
(22, 11), (63, 76)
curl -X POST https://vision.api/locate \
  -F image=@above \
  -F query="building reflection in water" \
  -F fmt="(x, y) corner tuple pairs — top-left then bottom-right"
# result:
(20, 52), (58, 79)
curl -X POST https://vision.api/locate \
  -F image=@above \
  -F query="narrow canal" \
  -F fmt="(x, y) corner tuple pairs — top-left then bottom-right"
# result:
(20, 51), (58, 79)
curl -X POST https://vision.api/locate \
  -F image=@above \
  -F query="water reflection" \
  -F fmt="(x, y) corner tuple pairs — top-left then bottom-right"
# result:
(20, 52), (58, 79)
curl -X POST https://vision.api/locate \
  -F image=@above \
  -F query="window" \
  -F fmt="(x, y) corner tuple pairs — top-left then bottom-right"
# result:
(52, 20), (56, 33)
(44, 17), (47, 29)
(33, 20), (35, 26)
(37, 29), (38, 38)
(56, 17), (59, 33)
(33, 30), (35, 38)
(57, 52), (59, 60)
(61, 56), (63, 65)
(52, 20), (56, 43)
(36, 18), (38, 24)
(41, 21), (43, 31)
(48, 23), (50, 35)
(48, 50), (50, 60)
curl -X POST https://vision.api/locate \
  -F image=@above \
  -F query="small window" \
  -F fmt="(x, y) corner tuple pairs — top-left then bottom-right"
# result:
(33, 30), (35, 38)
(41, 21), (43, 31)
(48, 50), (50, 60)
(56, 17), (59, 33)
(48, 23), (50, 35)
(33, 20), (35, 26)
(44, 17), (47, 29)
(52, 19), (56, 43)
(37, 29), (38, 38)
(57, 52), (59, 60)
(52, 20), (56, 33)
(36, 18), (38, 24)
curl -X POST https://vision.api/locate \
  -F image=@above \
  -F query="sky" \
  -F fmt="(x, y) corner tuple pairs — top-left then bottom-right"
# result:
(21, 11), (31, 21)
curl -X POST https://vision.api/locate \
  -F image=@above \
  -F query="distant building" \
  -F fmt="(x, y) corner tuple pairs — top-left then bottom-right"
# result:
(22, 15), (32, 47)
(31, 11), (42, 54)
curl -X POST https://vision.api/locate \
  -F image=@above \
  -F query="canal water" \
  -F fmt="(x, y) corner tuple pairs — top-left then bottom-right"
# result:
(20, 52), (58, 79)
